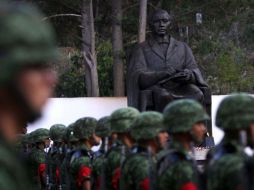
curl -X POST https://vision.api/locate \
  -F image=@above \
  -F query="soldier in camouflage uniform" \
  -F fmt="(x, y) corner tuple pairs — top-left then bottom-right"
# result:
(121, 111), (165, 190)
(157, 99), (209, 190)
(70, 117), (98, 190)
(92, 116), (112, 190)
(0, 1), (57, 189)
(28, 128), (50, 189)
(206, 94), (254, 190)
(62, 123), (79, 190)
(15, 133), (29, 153)
(104, 107), (140, 190)
(65, 123), (79, 151)
(47, 124), (67, 190)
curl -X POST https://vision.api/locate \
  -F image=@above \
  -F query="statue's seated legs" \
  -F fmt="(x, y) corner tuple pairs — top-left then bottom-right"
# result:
(140, 84), (206, 112)
(138, 85), (214, 147)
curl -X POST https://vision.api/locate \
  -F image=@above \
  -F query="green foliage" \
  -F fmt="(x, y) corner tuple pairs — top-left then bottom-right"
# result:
(97, 40), (114, 96)
(54, 41), (114, 97)
(32, 0), (254, 96)
(54, 51), (86, 97)
(207, 42), (254, 94)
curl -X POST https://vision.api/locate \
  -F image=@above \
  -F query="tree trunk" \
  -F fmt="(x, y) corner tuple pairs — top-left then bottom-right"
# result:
(81, 0), (99, 97)
(112, 0), (125, 96)
(138, 0), (148, 43)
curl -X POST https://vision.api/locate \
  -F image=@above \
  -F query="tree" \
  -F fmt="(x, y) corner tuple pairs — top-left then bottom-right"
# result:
(81, 0), (100, 96)
(138, 0), (148, 43)
(112, 0), (125, 96)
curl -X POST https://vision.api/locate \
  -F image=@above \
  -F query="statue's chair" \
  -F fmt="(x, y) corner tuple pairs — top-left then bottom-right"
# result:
(137, 88), (214, 147)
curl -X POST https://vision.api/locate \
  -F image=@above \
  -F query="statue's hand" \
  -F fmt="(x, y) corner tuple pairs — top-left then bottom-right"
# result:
(171, 69), (192, 83)
(166, 66), (176, 76)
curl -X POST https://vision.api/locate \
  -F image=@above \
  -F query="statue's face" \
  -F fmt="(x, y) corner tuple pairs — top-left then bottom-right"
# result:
(151, 11), (171, 36)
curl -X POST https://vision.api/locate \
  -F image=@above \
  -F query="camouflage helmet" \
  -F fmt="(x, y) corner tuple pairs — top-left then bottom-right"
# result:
(33, 128), (49, 143)
(49, 124), (66, 142)
(110, 107), (140, 133)
(0, 2), (58, 86)
(64, 123), (78, 142)
(95, 116), (111, 138)
(130, 111), (165, 140)
(73, 117), (97, 140)
(216, 93), (254, 130)
(15, 134), (29, 147)
(163, 99), (209, 133)
(27, 131), (36, 144)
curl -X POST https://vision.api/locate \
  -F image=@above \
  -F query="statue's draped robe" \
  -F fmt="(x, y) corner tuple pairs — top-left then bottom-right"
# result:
(127, 37), (211, 110)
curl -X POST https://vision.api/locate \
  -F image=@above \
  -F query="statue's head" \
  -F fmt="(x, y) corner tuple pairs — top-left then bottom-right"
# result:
(150, 9), (171, 36)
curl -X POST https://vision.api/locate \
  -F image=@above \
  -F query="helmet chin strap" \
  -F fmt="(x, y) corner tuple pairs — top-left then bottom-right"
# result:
(8, 82), (41, 124)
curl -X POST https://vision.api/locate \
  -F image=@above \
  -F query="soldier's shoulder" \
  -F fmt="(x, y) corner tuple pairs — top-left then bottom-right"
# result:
(29, 148), (45, 163)
(106, 146), (121, 158)
(156, 149), (171, 162)
(0, 143), (32, 190)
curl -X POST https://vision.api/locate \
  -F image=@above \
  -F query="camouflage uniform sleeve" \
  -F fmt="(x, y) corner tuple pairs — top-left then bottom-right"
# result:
(105, 149), (121, 190)
(121, 155), (149, 190)
(77, 156), (92, 187)
(30, 149), (46, 164)
(70, 155), (91, 189)
(158, 160), (197, 190)
(29, 149), (46, 180)
(91, 156), (103, 188)
(207, 155), (246, 190)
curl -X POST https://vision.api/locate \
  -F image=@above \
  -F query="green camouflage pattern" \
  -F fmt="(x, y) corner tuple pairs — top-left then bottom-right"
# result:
(91, 153), (104, 187)
(104, 142), (123, 190)
(121, 151), (151, 190)
(156, 141), (198, 190)
(96, 116), (111, 137)
(70, 145), (92, 190)
(61, 148), (76, 190)
(130, 111), (164, 140)
(49, 124), (66, 142)
(33, 128), (49, 143)
(73, 117), (97, 140)
(216, 93), (254, 130)
(27, 131), (36, 144)
(28, 147), (46, 189)
(64, 123), (78, 142)
(163, 99), (209, 133)
(0, 1), (58, 86)
(206, 138), (248, 190)
(46, 135), (68, 190)
(0, 137), (33, 190)
(110, 107), (140, 133)
(15, 134), (28, 150)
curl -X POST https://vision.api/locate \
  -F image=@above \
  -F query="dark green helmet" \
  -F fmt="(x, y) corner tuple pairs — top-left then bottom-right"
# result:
(64, 123), (78, 142)
(33, 128), (49, 143)
(27, 131), (36, 144)
(15, 134), (29, 147)
(110, 107), (140, 133)
(73, 117), (97, 140)
(49, 124), (66, 142)
(0, 2), (58, 86)
(130, 111), (164, 140)
(216, 93), (254, 130)
(95, 116), (111, 138)
(163, 99), (209, 133)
